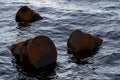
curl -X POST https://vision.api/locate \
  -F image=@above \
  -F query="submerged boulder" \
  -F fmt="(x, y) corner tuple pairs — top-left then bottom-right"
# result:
(15, 6), (43, 23)
(11, 35), (57, 68)
(67, 30), (103, 53)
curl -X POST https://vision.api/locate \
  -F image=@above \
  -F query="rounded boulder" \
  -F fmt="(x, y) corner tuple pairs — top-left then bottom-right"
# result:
(15, 6), (43, 23)
(67, 30), (103, 53)
(11, 35), (57, 68)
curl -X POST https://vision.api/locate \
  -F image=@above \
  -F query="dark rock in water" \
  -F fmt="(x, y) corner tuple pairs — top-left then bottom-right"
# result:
(67, 29), (103, 54)
(15, 6), (43, 23)
(11, 35), (57, 68)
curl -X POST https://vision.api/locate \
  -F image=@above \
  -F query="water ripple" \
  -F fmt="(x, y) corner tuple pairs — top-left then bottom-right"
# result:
(0, 0), (120, 80)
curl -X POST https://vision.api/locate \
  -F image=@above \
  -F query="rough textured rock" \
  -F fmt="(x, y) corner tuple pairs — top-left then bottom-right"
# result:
(67, 30), (103, 53)
(15, 6), (43, 23)
(11, 35), (57, 68)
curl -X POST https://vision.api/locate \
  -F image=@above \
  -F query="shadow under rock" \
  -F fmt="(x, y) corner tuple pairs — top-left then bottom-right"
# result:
(67, 48), (99, 65)
(16, 22), (31, 29)
(11, 58), (58, 80)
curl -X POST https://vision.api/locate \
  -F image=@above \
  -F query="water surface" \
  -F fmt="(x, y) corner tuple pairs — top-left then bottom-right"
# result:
(0, 0), (120, 80)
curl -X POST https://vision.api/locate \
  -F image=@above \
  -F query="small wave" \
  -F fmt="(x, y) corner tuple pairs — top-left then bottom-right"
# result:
(96, 53), (120, 66)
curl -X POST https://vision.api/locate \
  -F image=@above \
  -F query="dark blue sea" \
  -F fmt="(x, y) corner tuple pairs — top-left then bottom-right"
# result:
(0, 0), (120, 80)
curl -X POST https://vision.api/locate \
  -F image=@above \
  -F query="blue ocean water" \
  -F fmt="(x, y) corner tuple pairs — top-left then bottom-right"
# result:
(0, 0), (120, 80)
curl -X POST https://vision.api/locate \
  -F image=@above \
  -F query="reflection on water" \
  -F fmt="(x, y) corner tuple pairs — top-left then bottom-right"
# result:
(12, 58), (57, 80)
(67, 48), (99, 65)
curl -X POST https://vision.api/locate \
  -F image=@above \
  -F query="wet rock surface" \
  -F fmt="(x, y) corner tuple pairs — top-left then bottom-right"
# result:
(11, 35), (57, 68)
